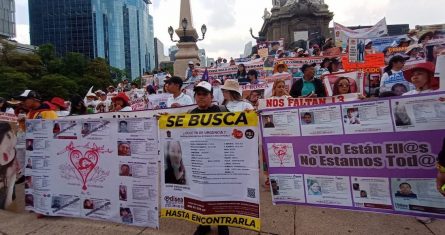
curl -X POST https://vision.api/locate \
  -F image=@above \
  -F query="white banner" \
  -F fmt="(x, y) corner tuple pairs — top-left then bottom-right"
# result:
(24, 118), (159, 228)
(334, 18), (388, 49)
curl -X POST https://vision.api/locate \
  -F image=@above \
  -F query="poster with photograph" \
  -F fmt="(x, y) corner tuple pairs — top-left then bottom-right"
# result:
(159, 112), (261, 232)
(0, 113), (24, 211)
(25, 118), (159, 228)
(260, 92), (445, 219)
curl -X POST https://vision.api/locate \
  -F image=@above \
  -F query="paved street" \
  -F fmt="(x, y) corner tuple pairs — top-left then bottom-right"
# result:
(1, 182), (444, 235)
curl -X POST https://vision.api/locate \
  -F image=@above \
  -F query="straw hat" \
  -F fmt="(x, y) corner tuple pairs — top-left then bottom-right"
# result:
(221, 79), (241, 95)
(273, 61), (289, 73)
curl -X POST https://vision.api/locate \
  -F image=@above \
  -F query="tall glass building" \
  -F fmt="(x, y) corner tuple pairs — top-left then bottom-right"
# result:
(0, 0), (15, 38)
(29, 0), (155, 79)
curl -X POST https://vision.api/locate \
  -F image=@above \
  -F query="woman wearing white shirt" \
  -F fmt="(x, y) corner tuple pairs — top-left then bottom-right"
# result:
(221, 79), (254, 112)
(271, 79), (291, 98)
(402, 62), (436, 96)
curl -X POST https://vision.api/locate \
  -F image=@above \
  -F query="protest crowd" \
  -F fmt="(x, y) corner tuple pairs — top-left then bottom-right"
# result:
(1, 18), (445, 235)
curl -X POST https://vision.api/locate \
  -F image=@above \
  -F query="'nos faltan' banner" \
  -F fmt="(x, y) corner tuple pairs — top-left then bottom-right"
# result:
(159, 112), (261, 231)
(260, 92), (445, 218)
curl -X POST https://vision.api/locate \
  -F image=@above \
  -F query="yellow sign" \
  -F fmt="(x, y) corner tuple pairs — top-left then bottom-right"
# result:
(159, 112), (258, 129)
(161, 208), (261, 231)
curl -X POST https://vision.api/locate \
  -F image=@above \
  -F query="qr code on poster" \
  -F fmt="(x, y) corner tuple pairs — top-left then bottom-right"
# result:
(247, 188), (256, 198)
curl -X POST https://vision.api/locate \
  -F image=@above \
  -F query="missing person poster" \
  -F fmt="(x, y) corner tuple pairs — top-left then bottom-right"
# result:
(159, 112), (261, 231)
(0, 113), (25, 211)
(261, 92), (445, 219)
(24, 118), (159, 228)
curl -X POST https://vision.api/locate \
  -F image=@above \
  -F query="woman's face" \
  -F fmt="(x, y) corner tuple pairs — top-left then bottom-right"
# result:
(393, 61), (405, 71)
(238, 65), (245, 71)
(410, 70), (430, 89)
(168, 142), (182, 167)
(310, 183), (321, 193)
(274, 82), (286, 97)
(249, 92), (260, 103)
(0, 130), (17, 165)
(337, 79), (351, 95)
(248, 74), (256, 81)
(277, 66), (285, 73)
(222, 90), (231, 101)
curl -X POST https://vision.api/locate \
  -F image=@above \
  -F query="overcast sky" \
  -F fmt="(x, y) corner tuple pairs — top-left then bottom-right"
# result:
(14, 0), (445, 59)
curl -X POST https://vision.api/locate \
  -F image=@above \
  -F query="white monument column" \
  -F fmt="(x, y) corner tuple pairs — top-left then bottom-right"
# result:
(173, 0), (200, 78)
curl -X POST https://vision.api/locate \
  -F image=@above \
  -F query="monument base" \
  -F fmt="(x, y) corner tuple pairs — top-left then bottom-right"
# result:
(173, 42), (200, 78)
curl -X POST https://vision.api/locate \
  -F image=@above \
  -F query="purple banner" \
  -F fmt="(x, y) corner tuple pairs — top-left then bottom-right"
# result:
(260, 92), (445, 218)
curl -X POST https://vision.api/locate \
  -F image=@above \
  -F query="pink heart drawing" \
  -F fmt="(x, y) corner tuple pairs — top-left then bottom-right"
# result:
(272, 144), (288, 166)
(69, 149), (98, 190)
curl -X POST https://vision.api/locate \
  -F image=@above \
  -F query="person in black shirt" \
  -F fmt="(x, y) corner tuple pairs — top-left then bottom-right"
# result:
(189, 81), (229, 235)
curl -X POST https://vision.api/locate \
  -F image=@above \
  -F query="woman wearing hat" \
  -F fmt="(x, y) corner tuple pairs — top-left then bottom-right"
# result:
(273, 62), (290, 76)
(50, 97), (70, 117)
(380, 55), (414, 94)
(402, 62), (438, 96)
(221, 80), (254, 112)
(112, 93), (132, 112)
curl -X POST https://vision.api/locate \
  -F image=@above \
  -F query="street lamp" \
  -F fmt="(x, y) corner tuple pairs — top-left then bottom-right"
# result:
(181, 18), (188, 37)
(168, 18), (207, 42)
(198, 24), (207, 41)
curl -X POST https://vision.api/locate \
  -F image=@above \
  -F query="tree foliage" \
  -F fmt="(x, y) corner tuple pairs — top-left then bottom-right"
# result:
(0, 41), (119, 100)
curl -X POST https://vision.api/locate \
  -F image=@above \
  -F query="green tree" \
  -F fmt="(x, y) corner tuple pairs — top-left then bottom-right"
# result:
(36, 44), (56, 67)
(0, 68), (32, 99)
(31, 74), (78, 100)
(62, 52), (88, 77)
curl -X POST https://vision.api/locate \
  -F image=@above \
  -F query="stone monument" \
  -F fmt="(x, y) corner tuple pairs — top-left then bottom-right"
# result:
(258, 0), (333, 50)
(173, 0), (200, 78)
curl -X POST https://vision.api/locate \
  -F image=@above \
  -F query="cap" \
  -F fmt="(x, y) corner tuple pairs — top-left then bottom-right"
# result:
(403, 62), (435, 83)
(194, 81), (212, 93)
(301, 63), (317, 73)
(17, 90), (41, 101)
(297, 48), (304, 53)
(188, 61), (194, 65)
(365, 39), (373, 45)
(50, 97), (68, 109)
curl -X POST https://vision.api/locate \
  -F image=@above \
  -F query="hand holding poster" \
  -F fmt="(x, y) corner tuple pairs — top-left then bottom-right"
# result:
(260, 92), (445, 218)
(159, 112), (261, 231)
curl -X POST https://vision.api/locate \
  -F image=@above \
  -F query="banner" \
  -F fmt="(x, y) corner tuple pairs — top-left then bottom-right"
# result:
(159, 112), (261, 231)
(0, 113), (25, 211)
(334, 18), (388, 49)
(24, 118), (160, 228)
(260, 92), (445, 218)
(258, 93), (360, 110)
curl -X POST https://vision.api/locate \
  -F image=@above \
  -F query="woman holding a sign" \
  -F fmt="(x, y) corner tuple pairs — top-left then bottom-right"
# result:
(402, 62), (437, 96)
(221, 80), (254, 112)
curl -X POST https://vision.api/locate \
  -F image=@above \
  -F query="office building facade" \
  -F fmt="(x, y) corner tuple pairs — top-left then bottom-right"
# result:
(0, 0), (15, 38)
(29, 0), (155, 79)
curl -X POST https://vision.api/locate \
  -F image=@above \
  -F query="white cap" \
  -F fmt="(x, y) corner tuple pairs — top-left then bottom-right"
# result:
(365, 39), (372, 45)
(188, 61), (194, 65)
(297, 48), (304, 52)
(194, 81), (212, 93)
